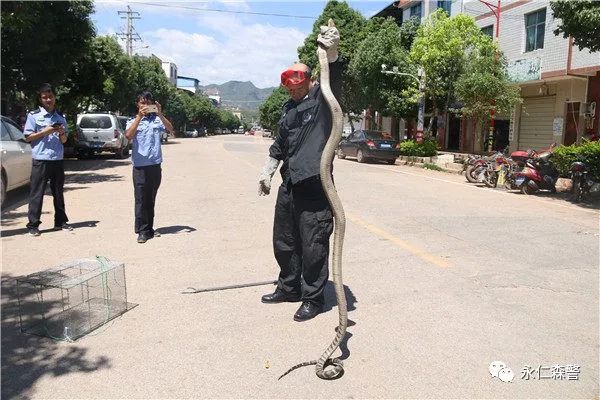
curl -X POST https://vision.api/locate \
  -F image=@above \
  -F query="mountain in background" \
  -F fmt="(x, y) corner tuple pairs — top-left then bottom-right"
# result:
(200, 81), (276, 111)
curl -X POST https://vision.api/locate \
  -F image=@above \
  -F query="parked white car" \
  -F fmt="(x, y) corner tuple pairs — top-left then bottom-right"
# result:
(75, 113), (129, 159)
(1, 116), (32, 206)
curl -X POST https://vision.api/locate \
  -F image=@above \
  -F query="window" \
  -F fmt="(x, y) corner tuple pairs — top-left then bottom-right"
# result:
(410, 3), (422, 18)
(481, 25), (494, 37)
(365, 131), (393, 140)
(437, 0), (451, 16)
(1, 122), (11, 141)
(79, 116), (113, 129)
(4, 119), (25, 141)
(525, 8), (546, 52)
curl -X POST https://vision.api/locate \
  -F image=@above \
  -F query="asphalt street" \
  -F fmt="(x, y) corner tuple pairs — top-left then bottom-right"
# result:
(1, 134), (598, 399)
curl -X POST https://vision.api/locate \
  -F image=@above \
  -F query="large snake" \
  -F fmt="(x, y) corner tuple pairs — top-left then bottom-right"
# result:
(279, 19), (348, 381)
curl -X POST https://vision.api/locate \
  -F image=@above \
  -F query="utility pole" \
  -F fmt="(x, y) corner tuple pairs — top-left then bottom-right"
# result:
(117, 6), (142, 56)
(381, 65), (426, 143)
(478, 0), (501, 152)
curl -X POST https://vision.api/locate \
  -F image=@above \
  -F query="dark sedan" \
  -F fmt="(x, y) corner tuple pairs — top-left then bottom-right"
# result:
(337, 130), (399, 164)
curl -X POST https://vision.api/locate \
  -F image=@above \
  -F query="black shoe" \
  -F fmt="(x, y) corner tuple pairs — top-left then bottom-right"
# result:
(293, 301), (323, 322)
(261, 290), (301, 304)
(54, 223), (73, 231)
(151, 230), (161, 238)
(28, 228), (41, 237)
(137, 234), (150, 243)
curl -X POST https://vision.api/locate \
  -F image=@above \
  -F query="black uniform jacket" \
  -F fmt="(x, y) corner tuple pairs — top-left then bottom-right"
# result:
(269, 60), (343, 186)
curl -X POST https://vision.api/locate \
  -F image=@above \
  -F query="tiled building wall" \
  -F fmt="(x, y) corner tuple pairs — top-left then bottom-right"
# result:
(462, 0), (598, 74)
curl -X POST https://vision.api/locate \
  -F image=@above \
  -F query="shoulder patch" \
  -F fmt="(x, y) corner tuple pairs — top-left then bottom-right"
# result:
(29, 109), (42, 115)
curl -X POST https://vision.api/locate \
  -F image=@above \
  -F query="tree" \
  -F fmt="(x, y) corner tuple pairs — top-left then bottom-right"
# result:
(163, 89), (188, 134)
(297, 0), (366, 115)
(1, 1), (95, 105)
(551, 0), (600, 52)
(59, 36), (135, 117)
(410, 10), (483, 117)
(258, 87), (288, 131)
(348, 17), (417, 120)
(453, 40), (521, 152)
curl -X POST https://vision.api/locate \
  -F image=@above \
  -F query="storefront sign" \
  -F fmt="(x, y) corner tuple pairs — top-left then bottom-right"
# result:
(507, 58), (541, 83)
(553, 117), (564, 136)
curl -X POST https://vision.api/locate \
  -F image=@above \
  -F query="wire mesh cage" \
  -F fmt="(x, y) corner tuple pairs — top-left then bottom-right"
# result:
(16, 257), (136, 341)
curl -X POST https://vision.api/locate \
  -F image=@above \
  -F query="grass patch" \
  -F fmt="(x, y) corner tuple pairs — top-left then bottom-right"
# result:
(423, 163), (444, 171)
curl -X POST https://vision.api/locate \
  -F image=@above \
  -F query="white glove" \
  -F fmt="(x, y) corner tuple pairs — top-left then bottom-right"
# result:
(258, 156), (280, 196)
(317, 24), (340, 63)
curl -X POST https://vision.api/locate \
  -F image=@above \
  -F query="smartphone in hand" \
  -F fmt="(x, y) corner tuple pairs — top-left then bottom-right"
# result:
(145, 104), (158, 113)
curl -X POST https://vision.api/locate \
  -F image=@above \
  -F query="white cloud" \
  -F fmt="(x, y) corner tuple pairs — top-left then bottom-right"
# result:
(142, 20), (307, 87)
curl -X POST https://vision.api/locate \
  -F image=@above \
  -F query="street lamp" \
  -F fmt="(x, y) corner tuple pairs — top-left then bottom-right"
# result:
(381, 64), (426, 143)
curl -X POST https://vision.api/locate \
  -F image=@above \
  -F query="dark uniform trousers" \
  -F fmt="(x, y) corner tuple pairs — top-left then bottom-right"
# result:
(273, 177), (333, 306)
(27, 159), (68, 229)
(133, 164), (162, 235)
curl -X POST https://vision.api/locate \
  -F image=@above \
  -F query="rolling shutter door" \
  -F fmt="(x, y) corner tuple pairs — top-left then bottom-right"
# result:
(518, 96), (555, 151)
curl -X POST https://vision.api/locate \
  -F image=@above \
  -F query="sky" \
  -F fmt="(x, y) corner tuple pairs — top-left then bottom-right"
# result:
(92, 0), (392, 88)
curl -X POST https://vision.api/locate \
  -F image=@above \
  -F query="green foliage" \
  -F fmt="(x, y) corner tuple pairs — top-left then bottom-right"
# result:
(551, 0), (600, 52)
(258, 87), (288, 131)
(297, 0), (365, 72)
(552, 140), (600, 180)
(60, 36), (136, 117)
(348, 17), (417, 118)
(1, 1), (96, 104)
(218, 109), (241, 131)
(398, 17), (420, 51)
(453, 38), (521, 151)
(297, 0), (366, 115)
(399, 139), (438, 157)
(423, 163), (444, 171)
(410, 9), (483, 111)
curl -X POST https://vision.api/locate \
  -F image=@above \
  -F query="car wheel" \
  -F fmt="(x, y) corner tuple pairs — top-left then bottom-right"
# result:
(357, 149), (366, 163)
(337, 149), (346, 159)
(115, 146), (125, 159)
(1, 171), (6, 207)
(77, 149), (90, 160)
(387, 159), (396, 165)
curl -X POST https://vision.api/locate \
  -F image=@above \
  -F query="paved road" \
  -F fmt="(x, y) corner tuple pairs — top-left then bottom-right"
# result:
(2, 135), (598, 399)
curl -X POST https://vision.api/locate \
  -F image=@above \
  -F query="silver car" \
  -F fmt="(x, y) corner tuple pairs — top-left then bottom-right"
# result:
(1, 116), (32, 206)
(75, 113), (129, 159)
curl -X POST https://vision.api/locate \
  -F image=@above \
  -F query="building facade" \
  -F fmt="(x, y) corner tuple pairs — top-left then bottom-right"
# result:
(465, 0), (600, 152)
(161, 62), (178, 86)
(375, 0), (600, 152)
(177, 76), (201, 94)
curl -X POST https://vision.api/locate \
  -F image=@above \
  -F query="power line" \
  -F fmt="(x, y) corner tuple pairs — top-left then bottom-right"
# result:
(132, 1), (317, 19)
(117, 5), (142, 56)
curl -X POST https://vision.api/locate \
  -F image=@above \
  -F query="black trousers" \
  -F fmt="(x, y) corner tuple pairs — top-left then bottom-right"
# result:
(27, 159), (68, 229)
(273, 177), (333, 306)
(133, 164), (162, 235)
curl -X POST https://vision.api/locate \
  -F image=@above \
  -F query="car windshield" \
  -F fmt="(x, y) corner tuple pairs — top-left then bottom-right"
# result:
(79, 116), (113, 129)
(364, 131), (393, 140)
(118, 118), (127, 130)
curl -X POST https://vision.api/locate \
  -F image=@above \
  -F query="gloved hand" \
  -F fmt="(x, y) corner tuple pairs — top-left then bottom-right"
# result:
(258, 156), (280, 196)
(317, 23), (340, 63)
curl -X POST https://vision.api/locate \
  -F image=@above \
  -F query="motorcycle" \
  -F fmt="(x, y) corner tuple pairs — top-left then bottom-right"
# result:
(513, 147), (559, 195)
(570, 159), (593, 203)
(482, 153), (512, 188)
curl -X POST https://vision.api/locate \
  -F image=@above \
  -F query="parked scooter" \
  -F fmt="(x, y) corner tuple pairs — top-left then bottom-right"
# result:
(570, 159), (593, 203)
(513, 145), (559, 195)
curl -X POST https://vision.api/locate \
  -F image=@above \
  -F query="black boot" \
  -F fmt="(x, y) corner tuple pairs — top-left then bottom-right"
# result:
(261, 290), (301, 304)
(293, 301), (323, 321)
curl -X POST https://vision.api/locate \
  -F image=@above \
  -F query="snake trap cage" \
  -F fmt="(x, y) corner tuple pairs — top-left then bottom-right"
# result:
(16, 257), (136, 341)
